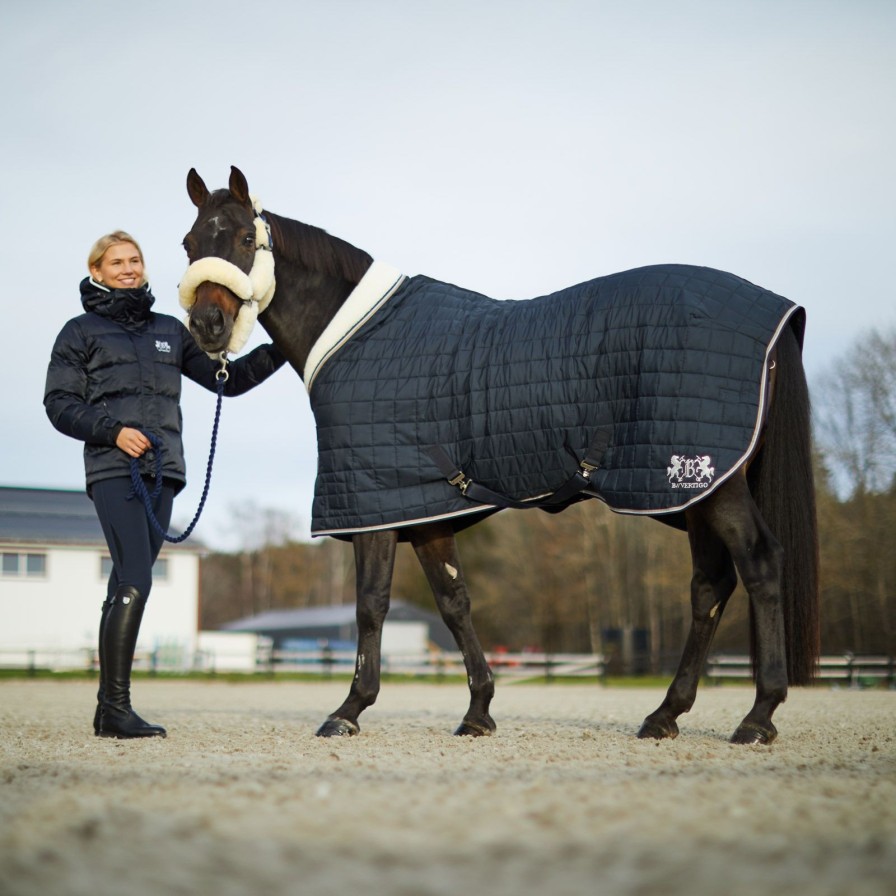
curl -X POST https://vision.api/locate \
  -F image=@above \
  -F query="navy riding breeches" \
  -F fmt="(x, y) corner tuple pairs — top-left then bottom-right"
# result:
(91, 477), (175, 598)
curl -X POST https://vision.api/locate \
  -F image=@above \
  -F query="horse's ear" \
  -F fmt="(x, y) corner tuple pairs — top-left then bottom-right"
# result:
(186, 168), (209, 208)
(229, 166), (251, 207)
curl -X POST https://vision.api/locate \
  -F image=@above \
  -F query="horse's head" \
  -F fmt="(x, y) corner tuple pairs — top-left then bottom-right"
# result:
(180, 166), (275, 357)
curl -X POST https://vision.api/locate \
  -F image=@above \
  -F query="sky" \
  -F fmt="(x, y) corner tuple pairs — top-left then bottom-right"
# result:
(2, 0), (894, 551)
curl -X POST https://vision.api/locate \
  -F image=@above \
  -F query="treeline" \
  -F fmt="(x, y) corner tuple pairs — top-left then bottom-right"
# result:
(199, 326), (896, 666)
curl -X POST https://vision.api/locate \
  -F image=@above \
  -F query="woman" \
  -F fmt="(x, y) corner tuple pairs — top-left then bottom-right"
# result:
(44, 231), (286, 740)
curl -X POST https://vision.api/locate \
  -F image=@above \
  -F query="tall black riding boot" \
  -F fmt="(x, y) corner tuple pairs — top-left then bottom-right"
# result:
(93, 597), (112, 735)
(97, 585), (166, 739)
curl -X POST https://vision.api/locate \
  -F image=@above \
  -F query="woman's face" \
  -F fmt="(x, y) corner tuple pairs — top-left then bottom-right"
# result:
(91, 242), (145, 289)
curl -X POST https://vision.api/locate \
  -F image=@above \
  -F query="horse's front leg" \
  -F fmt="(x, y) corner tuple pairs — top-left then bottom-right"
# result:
(410, 522), (496, 736)
(316, 530), (397, 737)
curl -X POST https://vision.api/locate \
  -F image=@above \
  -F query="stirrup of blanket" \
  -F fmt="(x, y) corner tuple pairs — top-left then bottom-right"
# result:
(427, 428), (612, 511)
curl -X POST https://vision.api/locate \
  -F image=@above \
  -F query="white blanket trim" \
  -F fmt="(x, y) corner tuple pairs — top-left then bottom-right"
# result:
(304, 261), (406, 391)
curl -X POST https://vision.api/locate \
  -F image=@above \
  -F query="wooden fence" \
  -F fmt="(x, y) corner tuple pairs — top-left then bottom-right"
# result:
(705, 653), (896, 688)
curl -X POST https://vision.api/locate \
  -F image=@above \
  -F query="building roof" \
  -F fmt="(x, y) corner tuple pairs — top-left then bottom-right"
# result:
(224, 604), (358, 631)
(0, 485), (201, 551)
(223, 600), (456, 649)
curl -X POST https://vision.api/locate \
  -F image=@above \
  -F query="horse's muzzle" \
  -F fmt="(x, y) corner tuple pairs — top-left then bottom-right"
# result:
(188, 281), (241, 354)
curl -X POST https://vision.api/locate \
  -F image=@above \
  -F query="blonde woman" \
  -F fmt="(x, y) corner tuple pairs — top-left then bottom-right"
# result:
(45, 231), (285, 739)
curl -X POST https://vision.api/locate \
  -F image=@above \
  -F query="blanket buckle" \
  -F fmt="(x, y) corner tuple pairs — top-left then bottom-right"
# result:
(579, 459), (598, 480)
(448, 470), (471, 495)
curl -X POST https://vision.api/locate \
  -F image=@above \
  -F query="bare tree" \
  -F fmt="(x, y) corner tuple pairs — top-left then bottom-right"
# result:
(812, 325), (896, 654)
(814, 326), (896, 496)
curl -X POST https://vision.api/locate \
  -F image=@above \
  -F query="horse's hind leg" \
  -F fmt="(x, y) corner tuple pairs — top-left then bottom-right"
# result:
(316, 530), (397, 737)
(712, 479), (789, 744)
(638, 503), (738, 740)
(640, 476), (788, 744)
(409, 522), (496, 736)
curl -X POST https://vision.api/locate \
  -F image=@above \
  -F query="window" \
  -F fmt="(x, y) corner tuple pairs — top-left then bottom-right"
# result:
(100, 556), (169, 581)
(25, 554), (46, 576)
(1, 552), (47, 578)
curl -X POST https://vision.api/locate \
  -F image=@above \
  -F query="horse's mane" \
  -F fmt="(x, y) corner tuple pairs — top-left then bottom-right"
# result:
(265, 210), (373, 285)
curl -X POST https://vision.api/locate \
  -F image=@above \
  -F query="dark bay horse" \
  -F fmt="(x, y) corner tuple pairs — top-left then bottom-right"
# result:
(181, 166), (819, 745)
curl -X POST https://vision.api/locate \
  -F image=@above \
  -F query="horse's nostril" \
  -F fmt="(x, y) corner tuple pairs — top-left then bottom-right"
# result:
(190, 306), (229, 348)
(208, 306), (226, 336)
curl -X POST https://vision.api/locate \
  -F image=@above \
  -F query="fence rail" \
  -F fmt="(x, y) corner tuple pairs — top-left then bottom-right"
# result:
(0, 645), (606, 683)
(2, 646), (892, 688)
(0, 644), (605, 681)
(705, 653), (896, 688)
(261, 648), (606, 682)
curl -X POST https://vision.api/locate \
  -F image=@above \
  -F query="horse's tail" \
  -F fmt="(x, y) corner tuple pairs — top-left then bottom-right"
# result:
(748, 317), (820, 684)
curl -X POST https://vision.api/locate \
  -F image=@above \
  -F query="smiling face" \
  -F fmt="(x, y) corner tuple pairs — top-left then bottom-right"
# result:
(90, 241), (145, 289)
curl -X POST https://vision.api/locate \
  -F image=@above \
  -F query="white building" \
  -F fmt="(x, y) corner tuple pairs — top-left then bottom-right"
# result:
(0, 486), (203, 669)
(222, 601), (456, 654)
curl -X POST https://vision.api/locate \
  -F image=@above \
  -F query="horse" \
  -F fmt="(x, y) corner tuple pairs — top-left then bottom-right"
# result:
(180, 166), (819, 745)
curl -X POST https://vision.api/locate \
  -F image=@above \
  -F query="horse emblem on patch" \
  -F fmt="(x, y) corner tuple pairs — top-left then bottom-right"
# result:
(667, 455), (715, 489)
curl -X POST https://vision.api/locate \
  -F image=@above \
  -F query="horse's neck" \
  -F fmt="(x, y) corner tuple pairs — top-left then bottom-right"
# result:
(258, 265), (353, 379)
(259, 212), (373, 379)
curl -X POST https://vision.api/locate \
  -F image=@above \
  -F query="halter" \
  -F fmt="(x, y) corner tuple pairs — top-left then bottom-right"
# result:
(178, 195), (276, 357)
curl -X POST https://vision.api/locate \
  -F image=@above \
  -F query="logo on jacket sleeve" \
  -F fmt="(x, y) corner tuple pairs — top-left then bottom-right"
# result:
(667, 454), (715, 489)
(155, 340), (172, 353)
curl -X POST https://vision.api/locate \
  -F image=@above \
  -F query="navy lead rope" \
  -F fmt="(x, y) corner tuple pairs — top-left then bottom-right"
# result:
(128, 359), (229, 543)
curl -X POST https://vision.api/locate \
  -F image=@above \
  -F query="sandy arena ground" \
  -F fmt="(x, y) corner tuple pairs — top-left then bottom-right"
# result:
(0, 679), (893, 896)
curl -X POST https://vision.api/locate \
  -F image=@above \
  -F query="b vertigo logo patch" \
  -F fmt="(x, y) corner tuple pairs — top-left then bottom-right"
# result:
(667, 455), (715, 490)
(155, 340), (172, 354)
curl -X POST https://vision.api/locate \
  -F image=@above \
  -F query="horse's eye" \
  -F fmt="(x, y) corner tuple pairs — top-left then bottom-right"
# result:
(242, 233), (255, 248)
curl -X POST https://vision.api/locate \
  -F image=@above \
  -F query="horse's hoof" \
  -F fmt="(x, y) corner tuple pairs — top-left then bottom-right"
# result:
(730, 721), (776, 745)
(453, 719), (495, 737)
(316, 717), (360, 738)
(637, 717), (679, 740)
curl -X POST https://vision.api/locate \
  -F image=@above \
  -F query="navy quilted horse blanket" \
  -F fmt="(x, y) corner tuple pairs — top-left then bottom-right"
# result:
(304, 262), (803, 538)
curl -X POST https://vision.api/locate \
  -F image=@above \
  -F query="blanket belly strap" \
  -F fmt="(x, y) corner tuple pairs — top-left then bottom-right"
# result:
(426, 427), (612, 511)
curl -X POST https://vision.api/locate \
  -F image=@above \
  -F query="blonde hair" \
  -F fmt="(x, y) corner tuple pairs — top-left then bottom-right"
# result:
(87, 231), (148, 283)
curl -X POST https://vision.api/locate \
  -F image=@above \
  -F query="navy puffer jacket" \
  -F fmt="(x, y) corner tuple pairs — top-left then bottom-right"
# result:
(44, 278), (285, 494)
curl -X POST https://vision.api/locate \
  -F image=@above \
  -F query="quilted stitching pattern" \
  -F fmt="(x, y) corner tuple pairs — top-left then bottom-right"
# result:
(309, 264), (801, 536)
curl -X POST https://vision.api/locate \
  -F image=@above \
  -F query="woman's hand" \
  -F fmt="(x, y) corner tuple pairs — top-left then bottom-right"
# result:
(116, 427), (151, 458)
